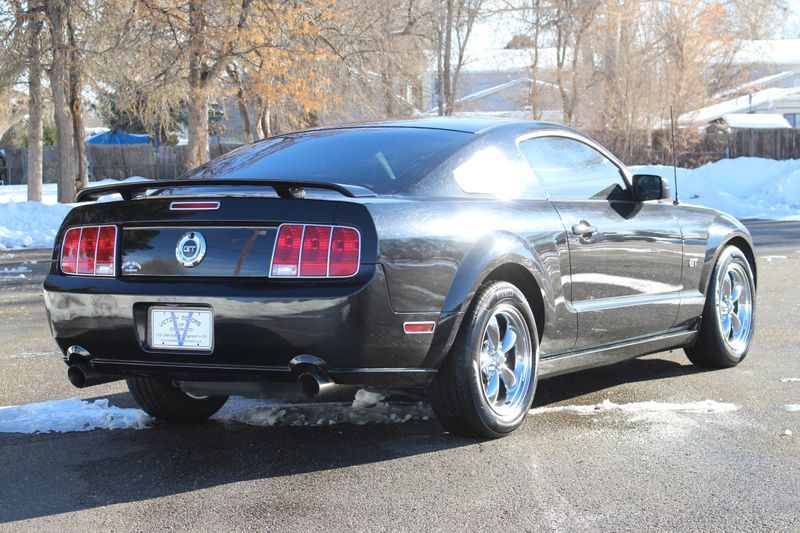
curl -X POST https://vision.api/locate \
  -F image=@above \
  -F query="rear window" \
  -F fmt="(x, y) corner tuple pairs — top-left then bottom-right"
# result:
(180, 127), (472, 194)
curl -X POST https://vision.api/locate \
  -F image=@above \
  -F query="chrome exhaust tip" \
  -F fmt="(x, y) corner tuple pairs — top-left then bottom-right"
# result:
(297, 371), (333, 399)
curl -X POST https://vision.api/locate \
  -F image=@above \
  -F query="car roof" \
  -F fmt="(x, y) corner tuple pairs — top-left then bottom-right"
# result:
(296, 117), (573, 136)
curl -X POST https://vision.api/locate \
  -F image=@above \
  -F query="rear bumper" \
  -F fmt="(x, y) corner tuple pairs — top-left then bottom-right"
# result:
(43, 265), (441, 387)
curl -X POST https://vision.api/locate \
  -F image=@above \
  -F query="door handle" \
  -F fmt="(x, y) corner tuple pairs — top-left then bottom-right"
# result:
(571, 221), (597, 236)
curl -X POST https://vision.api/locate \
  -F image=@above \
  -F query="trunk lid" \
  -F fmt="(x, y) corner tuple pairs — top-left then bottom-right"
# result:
(58, 193), (376, 278)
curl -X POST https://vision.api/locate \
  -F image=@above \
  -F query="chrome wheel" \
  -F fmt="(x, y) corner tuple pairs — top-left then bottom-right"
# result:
(715, 259), (753, 356)
(477, 303), (533, 419)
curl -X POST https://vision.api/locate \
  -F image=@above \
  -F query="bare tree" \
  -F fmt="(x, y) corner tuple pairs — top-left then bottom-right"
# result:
(434, 0), (486, 115)
(27, 7), (44, 201)
(44, 0), (81, 202)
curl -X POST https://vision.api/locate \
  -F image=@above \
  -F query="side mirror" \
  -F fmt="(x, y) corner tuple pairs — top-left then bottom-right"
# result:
(632, 174), (671, 202)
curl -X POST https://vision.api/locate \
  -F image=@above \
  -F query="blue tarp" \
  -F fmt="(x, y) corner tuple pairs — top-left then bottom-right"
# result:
(86, 131), (151, 145)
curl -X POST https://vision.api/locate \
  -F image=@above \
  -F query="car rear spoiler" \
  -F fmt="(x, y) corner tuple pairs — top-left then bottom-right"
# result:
(75, 178), (377, 202)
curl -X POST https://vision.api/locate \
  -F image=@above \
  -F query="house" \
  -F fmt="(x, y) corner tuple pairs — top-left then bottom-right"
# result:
(680, 85), (800, 128)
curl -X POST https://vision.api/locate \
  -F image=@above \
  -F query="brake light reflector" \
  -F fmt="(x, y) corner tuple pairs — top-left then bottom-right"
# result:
(95, 226), (118, 275)
(77, 227), (99, 274)
(60, 228), (81, 273)
(60, 225), (117, 276)
(270, 224), (360, 278)
(404, 321), (436, 334)
(169, 201), (221, 211)
(329, 227), (360, 277)
(271, 224), (303, 277)
(299, 225), (332, 276)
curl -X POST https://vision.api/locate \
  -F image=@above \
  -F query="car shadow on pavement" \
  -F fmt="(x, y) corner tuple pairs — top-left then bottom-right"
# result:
(0, 394), (470, 523)
(0, 355), (705, 523)
(534, 356), (708, 407)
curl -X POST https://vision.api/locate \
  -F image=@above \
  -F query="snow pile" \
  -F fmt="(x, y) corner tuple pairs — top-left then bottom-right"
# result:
(218, 392), (432, 428)
(783, 405), (800, 412)
(0, 200), (73, 250)
(530, 399), (738, 416)
(0, 398), (152, 434)
(0, 183), (59, 205)
(352, 389), (385, 408)
(780, 378), (800, 383)
(633, 157), (800, 221)
(0, 177), (149, 250)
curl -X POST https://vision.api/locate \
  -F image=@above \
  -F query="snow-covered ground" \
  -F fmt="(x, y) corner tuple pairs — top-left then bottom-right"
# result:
(0, 398), (152, 434)
(0, 158), (798, 251)
(528, 399), (738, 416)
(0, 178), (149, 250)
(0, 391), (430, 434)
(0, 393), (752, 434)
(632, 157), (800, 221)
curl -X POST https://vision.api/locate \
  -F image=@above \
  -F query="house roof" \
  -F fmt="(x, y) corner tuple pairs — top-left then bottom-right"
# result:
(679, 86), (800, 125)
(713, 71), (800, 99)
(720, 113), (792, 129)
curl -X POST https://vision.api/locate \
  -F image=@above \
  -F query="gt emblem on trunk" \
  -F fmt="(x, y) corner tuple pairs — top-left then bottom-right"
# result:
(175, 231), (207, 268)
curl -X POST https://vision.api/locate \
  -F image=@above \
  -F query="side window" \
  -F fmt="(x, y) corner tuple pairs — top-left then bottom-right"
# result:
(518, 136), (630, 201)
(451, 145), (545, 199)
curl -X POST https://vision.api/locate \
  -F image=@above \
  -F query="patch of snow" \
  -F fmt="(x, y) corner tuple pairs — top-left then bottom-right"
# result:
(780, 429), (793, 437)
(632, 157), (800, 221)
(0, 266), (31, 275)
(352, 389), (386, 408)
(0, 183), (59, 205)
(530, 399), (738, 416)
(215, 396), (432, 428)
(9, 350), (54, 358)
(0, 201), (73, 250)
(0, 398), (152, 434)
(0, 177), (152, 250)
(780, 378), (800, 383)
(783, 404), (800, 412)
(0, 253), (15, 259)
(761, 255), (788, 262)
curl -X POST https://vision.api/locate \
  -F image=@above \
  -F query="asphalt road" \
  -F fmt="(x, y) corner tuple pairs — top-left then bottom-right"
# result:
(1, 222), (798, 532)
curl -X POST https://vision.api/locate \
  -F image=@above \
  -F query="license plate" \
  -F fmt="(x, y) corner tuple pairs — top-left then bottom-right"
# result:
(149, 307), (213, 350)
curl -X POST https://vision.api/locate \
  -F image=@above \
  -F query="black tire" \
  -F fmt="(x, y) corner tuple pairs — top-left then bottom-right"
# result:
(126, 377), (228, 422)
(685, 245), (756, 369)
(429, 281), (539, 439)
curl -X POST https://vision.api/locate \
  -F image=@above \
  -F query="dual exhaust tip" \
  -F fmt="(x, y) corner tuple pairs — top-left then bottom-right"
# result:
(67, 348), (333, 397)
(67, 364), (335, 398)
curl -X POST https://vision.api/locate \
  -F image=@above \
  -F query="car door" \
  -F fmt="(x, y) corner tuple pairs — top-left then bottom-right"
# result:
(518, 133), (683, 350)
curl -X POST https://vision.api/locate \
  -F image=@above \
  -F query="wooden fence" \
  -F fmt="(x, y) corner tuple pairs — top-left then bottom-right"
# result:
(0, 141), (241, 185)
(728, 129), (800, 160)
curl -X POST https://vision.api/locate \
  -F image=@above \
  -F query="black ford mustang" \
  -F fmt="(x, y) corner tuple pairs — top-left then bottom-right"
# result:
(43, 118), (756, 438)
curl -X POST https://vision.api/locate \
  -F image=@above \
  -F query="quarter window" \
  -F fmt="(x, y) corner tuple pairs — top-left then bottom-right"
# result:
(518, 136), (629, 201)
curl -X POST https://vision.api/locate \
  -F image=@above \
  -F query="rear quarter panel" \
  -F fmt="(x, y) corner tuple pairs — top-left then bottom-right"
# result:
(364, 197), (575, 361)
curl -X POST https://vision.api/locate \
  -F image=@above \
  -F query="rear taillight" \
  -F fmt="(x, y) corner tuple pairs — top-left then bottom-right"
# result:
(271, 224), (360, 278)
(60, 228), (80, 274)
(329, 227), (360, 277)
(60, 225), (117, 276)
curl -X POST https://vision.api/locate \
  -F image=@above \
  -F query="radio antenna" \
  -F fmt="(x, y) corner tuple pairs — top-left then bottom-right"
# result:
(669, 104), (679, 205)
